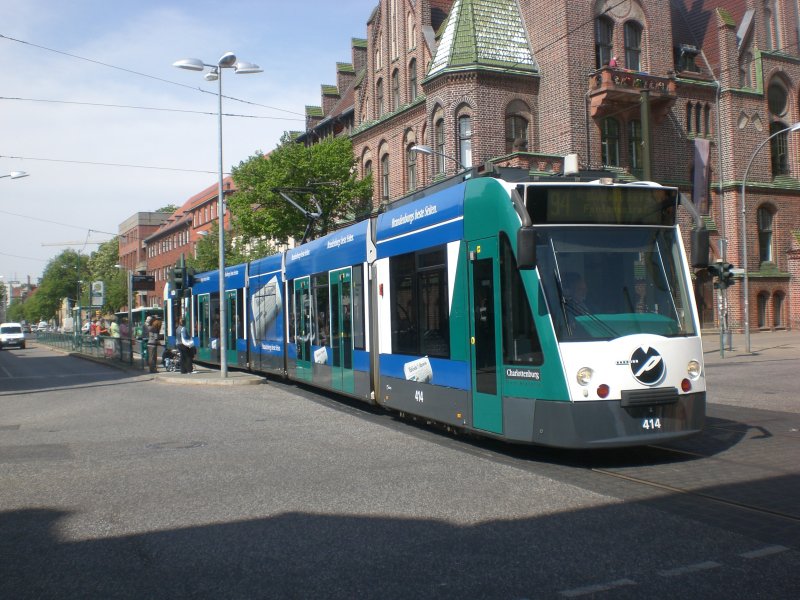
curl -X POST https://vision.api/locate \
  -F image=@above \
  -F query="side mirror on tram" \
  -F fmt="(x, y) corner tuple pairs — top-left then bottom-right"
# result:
(517, 227), (536, 269)
(691, 228), (710, 268)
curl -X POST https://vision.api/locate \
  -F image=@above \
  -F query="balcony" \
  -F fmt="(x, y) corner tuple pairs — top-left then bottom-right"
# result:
(588, 67), (677, 123)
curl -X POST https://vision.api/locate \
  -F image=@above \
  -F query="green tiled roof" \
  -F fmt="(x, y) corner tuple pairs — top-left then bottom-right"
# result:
(352, 37), (367, 48)
(427, 0), (538, 79)
(322, 85), (339, 96)
(337, 62), (355, 73)
(305, 105), (324, 118)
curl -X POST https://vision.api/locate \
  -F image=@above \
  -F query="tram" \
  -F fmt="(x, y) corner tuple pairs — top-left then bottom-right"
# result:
(167, 167), (708, 448)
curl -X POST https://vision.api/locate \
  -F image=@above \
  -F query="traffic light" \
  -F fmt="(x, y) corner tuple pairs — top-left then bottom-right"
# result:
(707, 261), (736, 288)
(721, 262), (736, 287)
(170, 266), (185, 296)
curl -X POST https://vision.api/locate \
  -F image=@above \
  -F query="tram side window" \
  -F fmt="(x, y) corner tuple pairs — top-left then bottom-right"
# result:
(288, 283), (295, 344)
(390, 246), (450, 358)
(313, 273), (328, 346)
(352, 265), (366, 350)
(501, 234), (543, 365)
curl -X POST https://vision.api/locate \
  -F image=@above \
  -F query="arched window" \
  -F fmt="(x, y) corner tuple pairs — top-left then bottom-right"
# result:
(376, 78), (384, 117)
(757, 293), (769, 329)
(624, 21), (642, 71)
(628, 119), (643, 176)
(601, 118), (620, 166)
(434, 108), (445, 175)
(409, 59), (417, 101)
(703, 104), (711, 136)
(376, 34), (383, 70)
(695, 102), (702, 134)
(505, 100), (529, 153)
(458, 114), (472, 168)
(686, 102), (693, 133)
(595, 16), (613, 68)
(406, 143), (417, 192)
(381, 153), (390, 203)
(391, 69), (400, 111)
(757, 206), (773, 263)
(407, 12), (416, 50)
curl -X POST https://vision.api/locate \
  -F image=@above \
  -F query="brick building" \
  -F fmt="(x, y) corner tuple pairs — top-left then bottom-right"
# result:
(297, 0), (800, 332)
(140, 177), (235, 306)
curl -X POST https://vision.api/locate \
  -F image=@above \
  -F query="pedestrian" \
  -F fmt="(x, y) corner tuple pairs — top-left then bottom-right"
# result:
(176, 317), (196, 374)
(609, 55), (618, 68)
(146, 315), (161, 373)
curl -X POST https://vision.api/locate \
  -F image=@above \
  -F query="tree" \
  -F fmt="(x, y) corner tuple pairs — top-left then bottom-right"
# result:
(186, 221), (275, 273)
(156, 204), (179, 214)
(229, 135), (373, 246)
(34, 250), (90, 319)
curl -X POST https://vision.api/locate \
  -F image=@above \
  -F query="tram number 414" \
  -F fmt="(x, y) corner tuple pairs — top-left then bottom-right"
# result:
(414, 390), (424, 403)
(642, 418), (662, 430)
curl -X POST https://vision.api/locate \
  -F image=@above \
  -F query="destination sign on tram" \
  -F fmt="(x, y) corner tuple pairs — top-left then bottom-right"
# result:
(524, 185), (678, 226)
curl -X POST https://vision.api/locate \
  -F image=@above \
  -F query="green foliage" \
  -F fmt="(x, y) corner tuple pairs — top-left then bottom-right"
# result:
(186, 221), (275, 273)
(229, 135), (373, 246)
(34, 250), (90, 318)
(156, 204), (179, 214)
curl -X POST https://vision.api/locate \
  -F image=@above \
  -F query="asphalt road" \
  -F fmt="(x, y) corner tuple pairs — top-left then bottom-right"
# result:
(1, 338), (798, 599)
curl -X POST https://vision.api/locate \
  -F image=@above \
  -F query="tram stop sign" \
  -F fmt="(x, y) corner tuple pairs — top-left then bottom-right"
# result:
(131, 275), (156, 291)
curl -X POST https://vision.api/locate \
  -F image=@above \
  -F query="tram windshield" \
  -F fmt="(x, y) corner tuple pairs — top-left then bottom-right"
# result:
(537, 226), (697, 341)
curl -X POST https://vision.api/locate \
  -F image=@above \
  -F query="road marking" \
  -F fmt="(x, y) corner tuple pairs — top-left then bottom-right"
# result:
(740, 545), (789, 559)
(658, 561), (721, 577)
(559, 578), (636, 597)
(0, 363), (12, 377)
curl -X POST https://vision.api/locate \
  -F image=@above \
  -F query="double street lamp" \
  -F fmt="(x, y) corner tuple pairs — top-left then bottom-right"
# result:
(0, 171), (29, 180)
(174, 52), (262, 378)
(410, 144), (466, 172)
(740, 121), (800, 353)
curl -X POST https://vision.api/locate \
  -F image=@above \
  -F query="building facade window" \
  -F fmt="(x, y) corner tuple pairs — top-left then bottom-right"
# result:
(406, 143), (417, 192)
(505, 100), (530, 153)
(624, 21), (642, 71)
(770, 121), (790, 176)
(409, 59), (417, 101)
(595, 16), (613, 68)
(601, 118), (620, 166)
(376, 78), (384, 117)
(434, 111), (445, 175)
(458, 114), (472, 168)
(703, 104), (711, 135)
(686, 102), (693, 133)
(757, 206), (773, 264)
(391, 69), (400, 111)
(381, 153), (390, 203)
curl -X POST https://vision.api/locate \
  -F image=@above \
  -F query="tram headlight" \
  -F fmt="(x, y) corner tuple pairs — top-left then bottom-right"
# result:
(576, 367), (593, 386)
(686, 360), (701, 380)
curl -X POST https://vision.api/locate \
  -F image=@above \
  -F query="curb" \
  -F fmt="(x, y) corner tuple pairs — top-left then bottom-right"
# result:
(152, 371), (265, 386)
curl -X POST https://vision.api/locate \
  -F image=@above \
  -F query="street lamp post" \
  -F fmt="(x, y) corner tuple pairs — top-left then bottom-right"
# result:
(410, 144), (466, 172)
(740, 121), (800, 353)
(174, 52), (262, 377)
(0, 171), (29, 180)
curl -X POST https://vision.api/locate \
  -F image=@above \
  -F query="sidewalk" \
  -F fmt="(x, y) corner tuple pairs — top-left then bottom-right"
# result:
(153, 365), (265, 386)
(702, 329), (800, 365)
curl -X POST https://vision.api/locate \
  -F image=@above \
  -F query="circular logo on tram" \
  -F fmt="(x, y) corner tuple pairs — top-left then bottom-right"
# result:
(630, 346), (664, 385)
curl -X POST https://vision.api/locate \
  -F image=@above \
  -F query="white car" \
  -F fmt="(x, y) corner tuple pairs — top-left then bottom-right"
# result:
(37, 321), (48, 332)
(0, 322), (26, 350)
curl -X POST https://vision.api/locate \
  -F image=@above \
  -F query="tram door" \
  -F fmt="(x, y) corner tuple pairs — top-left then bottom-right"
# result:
(196, 293), (212, 363)
(329, 268), (354, 393)
(468, 238), (503, 434)
(224, 290), (238, 367)
(293, 277), (312, 381)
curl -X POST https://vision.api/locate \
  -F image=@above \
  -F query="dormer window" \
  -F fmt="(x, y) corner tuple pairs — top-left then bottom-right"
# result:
(677, 44), (700, 73)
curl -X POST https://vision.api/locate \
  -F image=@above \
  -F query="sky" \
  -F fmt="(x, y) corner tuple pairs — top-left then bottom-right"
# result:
(0, 0), (371, 283)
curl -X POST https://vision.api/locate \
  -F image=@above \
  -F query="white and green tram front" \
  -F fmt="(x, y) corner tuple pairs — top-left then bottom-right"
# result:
(522, 181), (705, 447)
